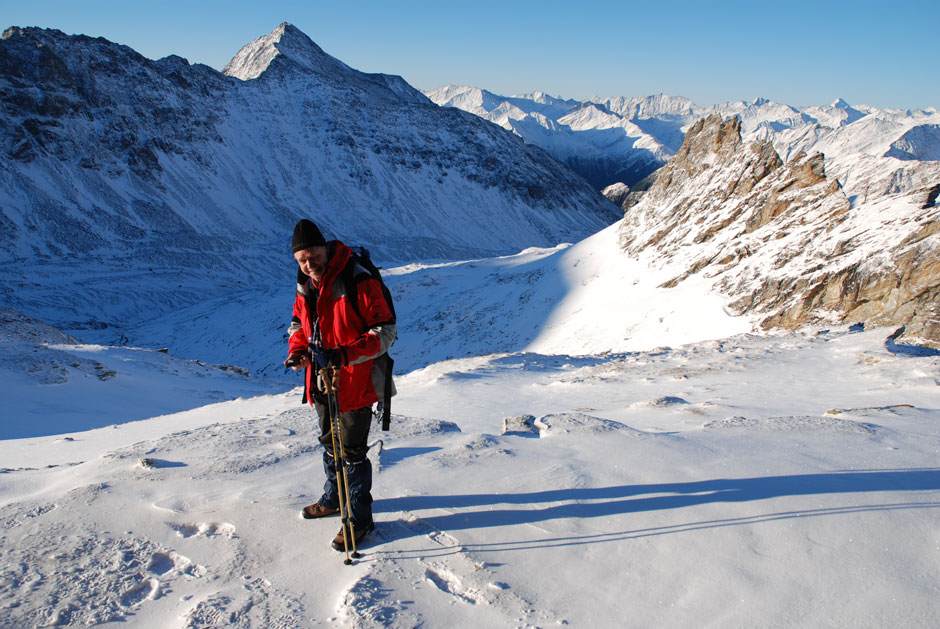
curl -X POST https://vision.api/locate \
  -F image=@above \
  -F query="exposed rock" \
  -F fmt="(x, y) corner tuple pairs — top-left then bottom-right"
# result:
(501, 414), (538, 435)
(601, 182), (630, 207)
(619, 114), (940, 347)
(920, 184), (940, 210)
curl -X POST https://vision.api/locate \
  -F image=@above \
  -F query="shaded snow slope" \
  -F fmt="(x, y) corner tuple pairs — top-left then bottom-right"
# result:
(109, 218), (752, 378)
(0, 307), (280, 439)
(0, 24), (618, 341)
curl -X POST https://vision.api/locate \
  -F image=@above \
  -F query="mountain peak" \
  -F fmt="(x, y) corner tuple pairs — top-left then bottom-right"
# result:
(222, 22), (352, 81)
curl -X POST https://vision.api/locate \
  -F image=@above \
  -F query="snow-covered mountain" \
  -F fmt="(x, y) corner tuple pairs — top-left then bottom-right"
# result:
(427, 86), (940, 202)
(619, 114), (940, 346)
(426, 86), (675, 189)
(0, 24), (619, 339)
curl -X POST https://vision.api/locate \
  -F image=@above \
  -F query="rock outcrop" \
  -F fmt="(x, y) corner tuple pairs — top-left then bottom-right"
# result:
(620, 114), (940, 347)
(601, 182), (630, 207)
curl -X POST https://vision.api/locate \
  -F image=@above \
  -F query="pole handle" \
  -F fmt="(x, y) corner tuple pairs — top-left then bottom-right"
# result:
(318, 366), (340, 394)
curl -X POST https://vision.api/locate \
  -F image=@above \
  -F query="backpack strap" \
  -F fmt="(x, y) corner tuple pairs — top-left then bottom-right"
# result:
(381, 355), (394, 431)
(341, 249), (396, 324)
(340, 249), (396, 431)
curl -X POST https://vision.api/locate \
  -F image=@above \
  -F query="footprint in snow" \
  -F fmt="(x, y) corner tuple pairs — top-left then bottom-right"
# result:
(120, 577), (161, 607)
(425, 566), (481, 604)
(168, 521), (237, 539)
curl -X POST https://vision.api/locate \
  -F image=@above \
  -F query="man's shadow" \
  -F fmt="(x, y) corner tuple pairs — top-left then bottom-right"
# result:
(374, 468), (940, 550)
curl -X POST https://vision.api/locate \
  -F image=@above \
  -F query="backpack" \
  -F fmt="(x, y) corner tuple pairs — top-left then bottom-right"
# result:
(341, 246), (396, 430)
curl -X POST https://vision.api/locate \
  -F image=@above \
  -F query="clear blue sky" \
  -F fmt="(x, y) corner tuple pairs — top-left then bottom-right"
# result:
(3, 0), (937, 110)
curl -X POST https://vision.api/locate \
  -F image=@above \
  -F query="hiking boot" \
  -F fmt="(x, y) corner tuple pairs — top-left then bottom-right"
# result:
(331, 521), (375, 551)
(301, 503), (340, 519)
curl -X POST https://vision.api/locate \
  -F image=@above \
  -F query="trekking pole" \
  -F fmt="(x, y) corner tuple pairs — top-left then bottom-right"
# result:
(320, 365), (358, 564)
(332, 382), (361, 560)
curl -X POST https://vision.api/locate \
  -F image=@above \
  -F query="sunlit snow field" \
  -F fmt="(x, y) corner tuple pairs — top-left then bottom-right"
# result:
(1, 245), (939, 627)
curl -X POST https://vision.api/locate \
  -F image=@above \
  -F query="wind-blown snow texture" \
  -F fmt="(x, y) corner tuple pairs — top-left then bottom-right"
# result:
(2, 310), (938, 626)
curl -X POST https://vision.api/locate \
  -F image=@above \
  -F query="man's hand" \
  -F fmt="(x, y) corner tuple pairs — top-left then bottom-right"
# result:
(284, 352), (310, 371)
(312, 347), (343, 369)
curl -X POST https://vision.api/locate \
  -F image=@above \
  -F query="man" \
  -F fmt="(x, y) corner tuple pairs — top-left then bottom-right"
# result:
(284, 218), (396, 551)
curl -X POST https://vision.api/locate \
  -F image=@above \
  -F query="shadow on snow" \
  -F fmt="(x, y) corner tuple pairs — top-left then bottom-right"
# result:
(375, 468), (940, 550)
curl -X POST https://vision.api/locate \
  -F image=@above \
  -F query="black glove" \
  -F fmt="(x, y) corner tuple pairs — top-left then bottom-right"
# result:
(312, 346), (343, 369)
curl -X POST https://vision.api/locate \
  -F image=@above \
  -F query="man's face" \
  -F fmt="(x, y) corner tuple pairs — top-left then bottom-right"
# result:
(294, 246), (329, 283)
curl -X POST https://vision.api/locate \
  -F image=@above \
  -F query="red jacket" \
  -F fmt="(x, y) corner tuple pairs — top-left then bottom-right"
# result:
(288, 241), (396, 412)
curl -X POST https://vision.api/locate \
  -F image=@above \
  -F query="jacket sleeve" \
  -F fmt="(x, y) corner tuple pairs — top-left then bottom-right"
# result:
(343, 278), (396, 366)
(287, 293), (308, 356)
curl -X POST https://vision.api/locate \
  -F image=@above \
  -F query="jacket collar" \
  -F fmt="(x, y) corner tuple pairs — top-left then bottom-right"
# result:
(319, 241), (350, 290)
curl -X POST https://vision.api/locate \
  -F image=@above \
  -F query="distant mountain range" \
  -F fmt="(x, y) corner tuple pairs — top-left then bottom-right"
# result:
(427, 86), (940, 201)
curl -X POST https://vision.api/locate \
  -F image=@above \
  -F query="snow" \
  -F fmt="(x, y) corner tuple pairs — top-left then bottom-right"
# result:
(2, 241), (939, 626)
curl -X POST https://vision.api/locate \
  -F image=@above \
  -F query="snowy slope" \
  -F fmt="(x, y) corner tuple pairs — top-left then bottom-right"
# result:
(112, 216), (753, 378)
(0, 24), (619, 344)
(2, 315), (938, 626)
(2, 167), (938, 626)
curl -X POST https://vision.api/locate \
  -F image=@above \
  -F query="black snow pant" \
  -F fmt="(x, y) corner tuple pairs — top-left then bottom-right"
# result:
(313, 398), (374, 528)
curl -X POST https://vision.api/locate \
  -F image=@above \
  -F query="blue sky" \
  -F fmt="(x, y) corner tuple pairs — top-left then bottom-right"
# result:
(3, 0), (937, 110)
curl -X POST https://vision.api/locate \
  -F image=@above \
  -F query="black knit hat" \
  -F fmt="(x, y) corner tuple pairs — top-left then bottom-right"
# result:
(291, 219), (326, 253)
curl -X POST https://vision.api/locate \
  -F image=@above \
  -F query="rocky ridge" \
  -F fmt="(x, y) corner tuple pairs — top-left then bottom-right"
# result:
(620, 115), (940, 346)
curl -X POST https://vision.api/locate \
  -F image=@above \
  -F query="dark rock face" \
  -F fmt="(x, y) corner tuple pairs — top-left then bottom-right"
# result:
(620, 114), (940, 347)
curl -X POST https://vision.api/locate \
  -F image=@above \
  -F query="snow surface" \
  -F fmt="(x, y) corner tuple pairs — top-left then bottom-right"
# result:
(2, 241), (939, 627)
